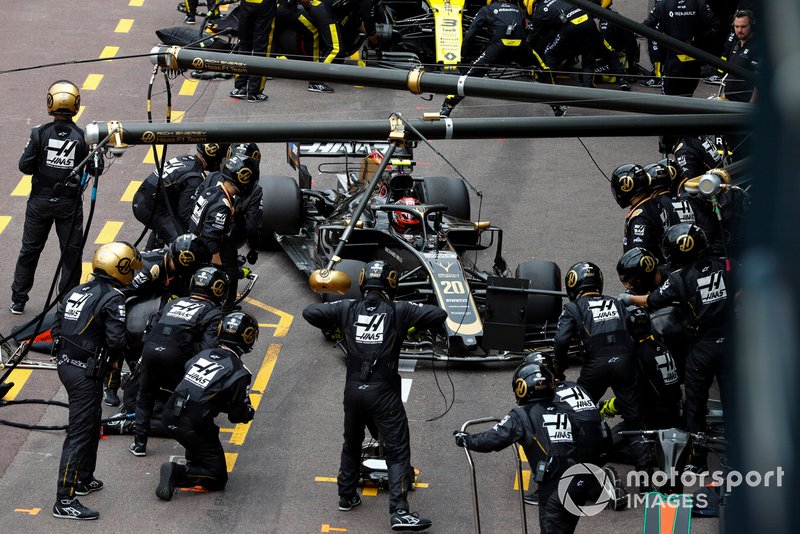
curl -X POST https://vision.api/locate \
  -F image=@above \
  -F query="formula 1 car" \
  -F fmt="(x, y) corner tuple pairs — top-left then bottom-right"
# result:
(259, 141), (564, 361)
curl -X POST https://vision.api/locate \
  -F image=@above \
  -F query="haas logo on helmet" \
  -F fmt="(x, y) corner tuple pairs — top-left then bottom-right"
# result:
(205, 144), (220, 156)
(117, 257), (132, 275)
(514, 377), (528, 399)
(677, 234), (694, 252)
(178, 250), (195, 267)
(241, 326), (257, 346)
(237, 168), (253, 184)
(639, 256), (656, 273)
(619, 175), (635, 193)
(566, 270), (578, 288)
(211, 280), (227, 298)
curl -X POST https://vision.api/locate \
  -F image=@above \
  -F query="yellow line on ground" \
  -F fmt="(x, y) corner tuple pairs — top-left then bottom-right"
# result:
(115, 19), (134, 33)
(81, 74), (104, 91)
(4, 369), (32, 401)
(315, 477), (337, 483)
(225, 452), (238, 472)
(172, 111), (186, 123)
(143, 145), (166, 165)
(121, 181), (141, 202)
(518, 445), (527, 463)
(229, 344), (280, 445)
(74, 106), (85, 121)
(129, 0), (144, 5)
(179, 80), (198, 96)
(12, 176), (31, 197)
(95, 221), (124, 244)
(362, 487), (378, 497)
(0, 216), (11, 234)
(99, 46), (119, 60)
(81, 262), (93, 283)
(321, 525), (348, 533)
(219, 428), (235, 433)
(244, 297), (293, 337)
(513, 469), (531, 491)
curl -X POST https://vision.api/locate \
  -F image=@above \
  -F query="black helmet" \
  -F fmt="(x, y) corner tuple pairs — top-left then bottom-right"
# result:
(513, 363), (555, 405)
(190, 265), (229, 305)
(359, 260), (399, 299)
(227, 142), (261, 165)
(515, 352), (554, 378)
(661, 223), (708, 269)
(565, 261), (603, 301)
(643, 162), (671, 192)
(657, 158), (680, 193)
(222, 155), (260, 197)
(169, 233), (211, 275)
(616, 247), (660, 295)
(627, 306), (652, 341)
(218, 311), (259, 354)
(196, 143), (230, 171)
(610, 163), (650, 208)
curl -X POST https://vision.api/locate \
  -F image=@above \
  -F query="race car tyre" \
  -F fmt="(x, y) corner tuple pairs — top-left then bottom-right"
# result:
(418, 176), (470, 221)
(515, 260), (562, 325)
(260, 175), (302, 250)
(321, 259), (365, 303)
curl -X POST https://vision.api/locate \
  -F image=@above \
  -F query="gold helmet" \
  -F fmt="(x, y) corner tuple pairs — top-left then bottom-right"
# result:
(47, 80), (81, 117)
(92, 241), (143, 286)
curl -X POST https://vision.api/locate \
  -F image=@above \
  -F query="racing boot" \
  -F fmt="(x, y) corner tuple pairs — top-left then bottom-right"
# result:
(53, 498), (99, 520)
(391, 509), (432, 531)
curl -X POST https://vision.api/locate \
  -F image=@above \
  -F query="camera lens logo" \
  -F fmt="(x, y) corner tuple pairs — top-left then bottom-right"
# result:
(558, 463), (616, 517)
(639, 255), (656, 273)
(237, 167), (253, 184)
(242, 326), (257, 346)
(211, 280), (227, 298)
(178, 250), (196, 267)
(514, 377), (527, 400)
(677, 234), (694, 252)
(566, 270), (578, 288)
(619, 175), (635, 193)
(116, 257), (132, 275)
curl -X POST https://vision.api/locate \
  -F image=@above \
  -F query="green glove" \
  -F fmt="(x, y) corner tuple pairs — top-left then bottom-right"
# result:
(599, 398), (618, 419)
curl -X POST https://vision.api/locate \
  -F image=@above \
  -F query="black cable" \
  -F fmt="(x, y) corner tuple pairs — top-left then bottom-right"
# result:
(0, 53), (160, 76)
(577, 137), (610, 182)
(0, 398), (134, 431)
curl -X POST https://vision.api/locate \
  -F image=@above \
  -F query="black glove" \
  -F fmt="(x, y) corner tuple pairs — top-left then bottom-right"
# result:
(617, 292), (633, 306)
(246, 249), (258, 265)
(453, 431), (469, 448)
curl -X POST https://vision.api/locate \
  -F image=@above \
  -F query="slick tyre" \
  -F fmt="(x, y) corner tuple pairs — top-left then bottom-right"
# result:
(515, 260), (563, 324)
(260, 175), (302, 250)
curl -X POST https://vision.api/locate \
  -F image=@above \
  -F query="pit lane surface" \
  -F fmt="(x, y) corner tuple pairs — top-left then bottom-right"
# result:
(0, 1), (725, 532)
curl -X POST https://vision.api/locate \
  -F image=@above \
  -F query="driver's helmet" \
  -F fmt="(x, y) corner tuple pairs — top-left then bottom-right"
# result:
(391, 197), (421, 233)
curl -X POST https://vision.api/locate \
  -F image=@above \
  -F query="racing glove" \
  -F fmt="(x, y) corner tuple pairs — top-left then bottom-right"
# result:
(453, 431), (470, 448)
(407, 326), (425, 341)
(617, 293), (633, 306)
(599, 398), (618, 419)
(239, 267), (251, 280)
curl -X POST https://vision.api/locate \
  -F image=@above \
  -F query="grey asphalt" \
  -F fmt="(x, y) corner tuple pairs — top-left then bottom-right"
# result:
(0, 1), (728, 533)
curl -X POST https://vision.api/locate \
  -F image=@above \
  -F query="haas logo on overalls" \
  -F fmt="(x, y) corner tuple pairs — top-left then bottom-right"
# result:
(354, 313), (386, 344)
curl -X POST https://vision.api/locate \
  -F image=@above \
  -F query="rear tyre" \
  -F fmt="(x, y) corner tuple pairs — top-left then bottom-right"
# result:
(515, 260), (563, 325)
(260, 175), (302, 250)
(418, 176), (470, 221)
